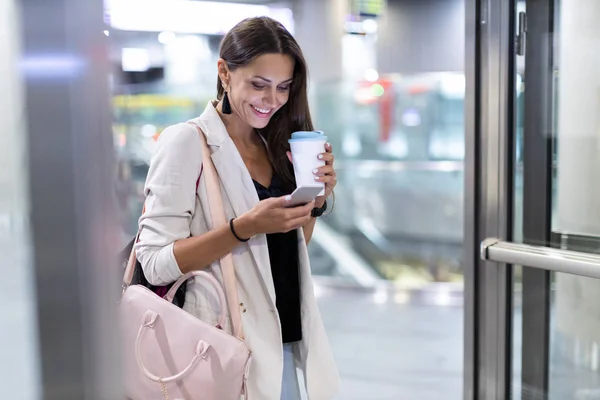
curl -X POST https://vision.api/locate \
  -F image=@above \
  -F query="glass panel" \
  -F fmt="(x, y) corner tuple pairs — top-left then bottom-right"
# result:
(551, 272), (600, 398)
(512, 265), (523, 399)
(513, 0), (600, 397)
(550, 0), (600, 397)
(512, 0), (526, 396)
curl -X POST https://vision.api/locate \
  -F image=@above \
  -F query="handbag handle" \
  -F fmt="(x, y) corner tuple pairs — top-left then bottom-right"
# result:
(164, 271), (227, 329)
(190, 121), (244, 340)
(135, 310), (210, 384)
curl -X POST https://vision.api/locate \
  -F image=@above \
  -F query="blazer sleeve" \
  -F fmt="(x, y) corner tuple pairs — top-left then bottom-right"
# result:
(135, 122), (203, 286)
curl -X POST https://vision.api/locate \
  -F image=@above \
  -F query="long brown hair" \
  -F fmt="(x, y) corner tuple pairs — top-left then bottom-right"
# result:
(217, 17), (312, 191)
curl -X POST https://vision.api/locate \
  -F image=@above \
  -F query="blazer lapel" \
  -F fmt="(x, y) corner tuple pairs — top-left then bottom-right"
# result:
(193, 103), (277, 304)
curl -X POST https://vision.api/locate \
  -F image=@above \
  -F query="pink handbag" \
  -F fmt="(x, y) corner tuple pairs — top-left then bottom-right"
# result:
(120, 123), (251, 400)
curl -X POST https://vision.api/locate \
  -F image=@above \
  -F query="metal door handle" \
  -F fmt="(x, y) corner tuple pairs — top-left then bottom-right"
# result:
(481, 238), (600, 279)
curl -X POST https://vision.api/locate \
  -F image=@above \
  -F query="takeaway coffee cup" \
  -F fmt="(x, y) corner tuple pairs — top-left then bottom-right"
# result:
(288, 131), (327, 196)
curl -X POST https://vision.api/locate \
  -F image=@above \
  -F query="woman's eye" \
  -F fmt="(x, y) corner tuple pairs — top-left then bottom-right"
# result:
(252, 83), (266, 90)
(278, 86), (290, 91)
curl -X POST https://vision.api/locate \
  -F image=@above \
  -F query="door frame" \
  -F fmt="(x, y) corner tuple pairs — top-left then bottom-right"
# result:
(464, 0), (558, 398)
(464, 0), (516, 398)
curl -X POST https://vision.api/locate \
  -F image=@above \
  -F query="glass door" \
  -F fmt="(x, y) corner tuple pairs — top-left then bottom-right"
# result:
(466, 0), (600, 398)
(499, 0), (600, 398)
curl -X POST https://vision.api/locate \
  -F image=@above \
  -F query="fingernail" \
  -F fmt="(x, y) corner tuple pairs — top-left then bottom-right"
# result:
(317, 154), (323, 159)
(285, 195), (291, 201)
(313, 169), (318, 174)
(314, 176), (320, 181)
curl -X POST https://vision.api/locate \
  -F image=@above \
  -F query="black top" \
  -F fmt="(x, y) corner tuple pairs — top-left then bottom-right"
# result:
(252, 174), (302, 343)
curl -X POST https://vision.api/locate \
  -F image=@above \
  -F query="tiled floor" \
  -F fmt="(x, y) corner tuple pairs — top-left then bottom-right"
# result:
(317, 286), (600, 400)
(317, 287), (463, 400)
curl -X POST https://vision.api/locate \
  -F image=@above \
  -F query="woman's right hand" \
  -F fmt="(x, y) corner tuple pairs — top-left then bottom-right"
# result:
(234, 196), (315, 238)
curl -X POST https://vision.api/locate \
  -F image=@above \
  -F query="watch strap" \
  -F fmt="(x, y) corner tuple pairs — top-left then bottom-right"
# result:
(311, 200), (327, 218)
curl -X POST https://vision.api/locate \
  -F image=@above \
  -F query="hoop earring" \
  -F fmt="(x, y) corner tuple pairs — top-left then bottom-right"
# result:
(222, 91), (232, 115)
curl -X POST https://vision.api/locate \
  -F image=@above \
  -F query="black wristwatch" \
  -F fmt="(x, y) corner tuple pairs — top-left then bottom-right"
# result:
(311, 200), (327, 218)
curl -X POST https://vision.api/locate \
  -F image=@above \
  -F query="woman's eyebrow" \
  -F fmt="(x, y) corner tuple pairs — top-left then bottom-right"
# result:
(253, 76), (293, 84)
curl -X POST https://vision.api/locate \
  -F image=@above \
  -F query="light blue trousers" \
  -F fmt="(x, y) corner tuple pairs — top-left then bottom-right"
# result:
(281, 343), (302, 400)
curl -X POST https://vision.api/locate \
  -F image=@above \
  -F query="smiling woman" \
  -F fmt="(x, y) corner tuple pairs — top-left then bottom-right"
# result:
(133, 16), (339, 400)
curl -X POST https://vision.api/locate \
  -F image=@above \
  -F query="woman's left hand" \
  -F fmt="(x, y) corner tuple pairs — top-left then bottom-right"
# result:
(287, 143), (336, 208)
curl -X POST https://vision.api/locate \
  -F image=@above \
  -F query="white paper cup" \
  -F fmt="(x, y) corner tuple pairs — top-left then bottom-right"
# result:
(289, 131), (327, 196)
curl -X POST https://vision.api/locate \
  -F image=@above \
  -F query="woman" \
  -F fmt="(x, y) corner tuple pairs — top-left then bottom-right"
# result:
(136, 17), (339, 400)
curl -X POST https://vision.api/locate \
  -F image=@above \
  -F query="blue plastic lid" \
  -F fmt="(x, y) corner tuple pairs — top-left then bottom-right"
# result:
(288, 130), (327, 143)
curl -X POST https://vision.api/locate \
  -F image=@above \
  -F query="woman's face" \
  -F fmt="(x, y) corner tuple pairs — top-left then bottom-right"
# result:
(220, 53), (295, 129)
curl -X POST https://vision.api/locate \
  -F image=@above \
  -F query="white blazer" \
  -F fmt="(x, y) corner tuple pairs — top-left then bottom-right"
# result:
(136, 102), (340, 400)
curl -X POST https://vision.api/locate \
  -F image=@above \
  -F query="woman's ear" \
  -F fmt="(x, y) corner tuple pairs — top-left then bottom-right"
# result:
(217, 59), (229, 88)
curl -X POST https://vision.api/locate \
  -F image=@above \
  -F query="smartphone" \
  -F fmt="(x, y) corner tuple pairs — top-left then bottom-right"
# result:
(286, 185), (323, 207)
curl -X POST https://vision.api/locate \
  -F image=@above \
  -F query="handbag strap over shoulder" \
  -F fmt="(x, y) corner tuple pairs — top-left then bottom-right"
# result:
(121, 122), (244, 340)
(188, 121), (244, 340)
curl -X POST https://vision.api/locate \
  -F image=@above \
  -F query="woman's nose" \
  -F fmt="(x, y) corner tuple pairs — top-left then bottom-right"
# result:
(263, 89), (277, 108)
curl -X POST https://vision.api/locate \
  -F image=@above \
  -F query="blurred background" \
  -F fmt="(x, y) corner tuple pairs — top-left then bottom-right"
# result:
(8, 0), (600, 399)
(109, 2), (467, 397)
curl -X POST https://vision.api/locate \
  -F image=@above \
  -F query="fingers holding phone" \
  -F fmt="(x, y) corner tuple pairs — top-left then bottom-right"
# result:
(243, 195), (314, 235)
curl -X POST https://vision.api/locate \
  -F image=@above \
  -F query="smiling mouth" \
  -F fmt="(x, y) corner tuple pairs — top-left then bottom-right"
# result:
(251, 105), (273, 117)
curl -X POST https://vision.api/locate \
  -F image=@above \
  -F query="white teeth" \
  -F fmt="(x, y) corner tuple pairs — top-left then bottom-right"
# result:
(253, 105), (271, 114)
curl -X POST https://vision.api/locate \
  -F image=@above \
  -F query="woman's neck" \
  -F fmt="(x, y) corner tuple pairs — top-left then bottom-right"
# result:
(215, 100), (258, 147)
